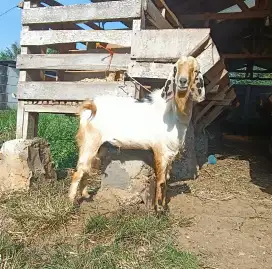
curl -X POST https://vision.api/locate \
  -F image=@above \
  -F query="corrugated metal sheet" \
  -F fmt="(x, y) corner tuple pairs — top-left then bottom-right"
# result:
(0, 63), (18, 110)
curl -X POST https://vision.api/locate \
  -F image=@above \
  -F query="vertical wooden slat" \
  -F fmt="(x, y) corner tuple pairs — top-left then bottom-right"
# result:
(16, 1), (40, 139)
(133, 0), (146, 100)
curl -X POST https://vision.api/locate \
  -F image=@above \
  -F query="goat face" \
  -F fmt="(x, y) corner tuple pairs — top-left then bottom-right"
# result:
(161, 56), (205, 104)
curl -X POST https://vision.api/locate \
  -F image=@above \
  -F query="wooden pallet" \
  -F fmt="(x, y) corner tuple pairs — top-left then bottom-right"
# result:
(16, 0), (235, 138)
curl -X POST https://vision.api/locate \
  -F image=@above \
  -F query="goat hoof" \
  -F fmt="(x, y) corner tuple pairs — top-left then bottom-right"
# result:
(68, 193), (76, 203)
(155, 204), (166, 214)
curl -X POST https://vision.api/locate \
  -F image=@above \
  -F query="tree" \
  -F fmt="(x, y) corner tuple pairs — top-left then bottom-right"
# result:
(0, 42), (21, 61)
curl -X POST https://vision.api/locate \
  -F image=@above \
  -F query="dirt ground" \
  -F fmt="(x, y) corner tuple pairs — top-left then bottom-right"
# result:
(167, 137), (272, 269)
(74, 135), (272, 269)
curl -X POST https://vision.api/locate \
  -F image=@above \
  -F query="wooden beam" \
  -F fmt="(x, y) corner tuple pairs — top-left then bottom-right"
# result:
(24, 104), (78, 114)
(222, 53), (272, 59)
(21, 29), (132, 47)
(131, 29), (210, 61)
(22, 0), (141, 25)
(17, 53), (130, 71)
(17, 81), (136, 100)
(179, 10), (270, 21)
(194, 101), (215, 124)
(196, 106), (225, 132)
(41, 0), (103, 30)
(129, 38), (218, 79)
(146, 0), (173, 29)
(205, 69), (229, 93)
(17, 1), (39, 139)
(153, 0), (182, 28)
(206, 85), (232, 101)
(234, 0), (250, 11)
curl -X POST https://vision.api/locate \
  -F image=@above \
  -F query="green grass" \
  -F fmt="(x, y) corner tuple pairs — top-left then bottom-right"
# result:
(0, 110), (79, 169)
(0, 110), (17, 142)
(0, 185), (199, 269)
(0, 180), (76, 237)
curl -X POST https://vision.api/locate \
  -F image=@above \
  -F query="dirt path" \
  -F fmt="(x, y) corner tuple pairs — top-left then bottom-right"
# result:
(169, 139), (272, 269)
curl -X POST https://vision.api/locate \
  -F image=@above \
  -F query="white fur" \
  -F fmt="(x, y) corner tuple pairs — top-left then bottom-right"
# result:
(83, 89), (184, 157)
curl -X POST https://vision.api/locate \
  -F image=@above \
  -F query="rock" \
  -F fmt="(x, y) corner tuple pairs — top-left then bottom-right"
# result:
(171, 123), (208, 181)
(97, 145), (155, 207)
(195, 130), (208, 169)
(171, 122), (199, 180)
(96, 125), (208, 206)
(0, 138), (57, 194)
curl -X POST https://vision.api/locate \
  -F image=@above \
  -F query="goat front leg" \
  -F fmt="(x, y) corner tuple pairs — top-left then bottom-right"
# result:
(69, 140), (102, 202)
(152, 146), (169, 213)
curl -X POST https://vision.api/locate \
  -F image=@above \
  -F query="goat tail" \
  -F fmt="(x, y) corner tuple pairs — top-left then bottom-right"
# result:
(78, 99), (97, 124)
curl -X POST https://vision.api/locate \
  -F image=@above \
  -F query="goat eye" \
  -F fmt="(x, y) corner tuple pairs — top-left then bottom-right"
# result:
(173, 67), (177, 77)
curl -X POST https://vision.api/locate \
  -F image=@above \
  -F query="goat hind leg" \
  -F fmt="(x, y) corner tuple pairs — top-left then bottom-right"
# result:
(78, 153), (103, 199)
(69, 169), (84, 202)
(69, 146), (102, 202)
(153, 147), (168, 213)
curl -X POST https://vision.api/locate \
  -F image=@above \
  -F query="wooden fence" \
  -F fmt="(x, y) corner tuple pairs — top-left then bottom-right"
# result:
(16, 0), (235, 139)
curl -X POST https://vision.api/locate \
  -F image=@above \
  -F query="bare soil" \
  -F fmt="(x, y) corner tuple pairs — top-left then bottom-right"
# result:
(168, 138), (272, 269)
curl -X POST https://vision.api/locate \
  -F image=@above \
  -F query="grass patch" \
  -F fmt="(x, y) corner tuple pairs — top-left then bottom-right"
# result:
(0, 180), (76, 236)
(38, 113), (79, 169)
(0, 232), (28, 268)
(0, 110), (79, 169)
(0, 110), (16, 142)
(0, 202), (198, 269)
(82, 209), (198, 269)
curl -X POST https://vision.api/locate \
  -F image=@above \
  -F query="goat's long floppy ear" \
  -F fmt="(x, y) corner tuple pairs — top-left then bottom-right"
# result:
(192, 70), (205, 103)
(161, 64), (177, 101)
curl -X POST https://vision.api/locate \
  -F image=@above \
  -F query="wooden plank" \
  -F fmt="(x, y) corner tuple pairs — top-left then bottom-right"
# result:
(17, 81), (136, 100)
(42, 0), (103, 30)
(206, 84), (232, 101)
(22, 0), (141, 25)
(179, 10), (270, 21)
(187, 35), (211, 58)
(194, 40), (220, 71)
(17, 53), (131, 71)
(131, 29), (210, 61)
(21, 29), (132, 47)
(222, 53), (272, 59)
(194, 101), (215, 124)
(204, 59), (225, 81)
(128, 43), (216, 79)
(153, 0), (182, 28)
(205, 69), (229, 93)
(16, 1), (39, 139)
(196, 106), (224, 132)
(146, 0), (173, 29)
(24, 104), (78, 114)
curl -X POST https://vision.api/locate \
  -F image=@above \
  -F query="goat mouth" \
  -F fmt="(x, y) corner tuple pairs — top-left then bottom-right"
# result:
(177, 86), (188, 91)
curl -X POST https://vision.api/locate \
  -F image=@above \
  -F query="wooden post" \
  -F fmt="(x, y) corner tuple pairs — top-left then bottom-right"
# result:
(16, 1), (40, 139)
(133, 0), (146, 100)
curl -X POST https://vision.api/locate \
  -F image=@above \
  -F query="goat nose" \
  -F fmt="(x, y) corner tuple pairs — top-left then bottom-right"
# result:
(179, 77), (188, 85)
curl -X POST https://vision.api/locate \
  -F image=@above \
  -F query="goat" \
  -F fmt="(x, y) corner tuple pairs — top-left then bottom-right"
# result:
(68, 56), (205, 212)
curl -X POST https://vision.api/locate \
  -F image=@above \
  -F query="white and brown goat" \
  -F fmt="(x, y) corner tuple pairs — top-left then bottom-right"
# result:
(69, 56), (205, 212)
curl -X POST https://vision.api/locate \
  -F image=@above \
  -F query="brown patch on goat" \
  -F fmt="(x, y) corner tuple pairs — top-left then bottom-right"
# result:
(174, 89), (191, 116)
(152, 145), (167, 212)
(78, 99), (97, 119)
(69, 103), (102, 201)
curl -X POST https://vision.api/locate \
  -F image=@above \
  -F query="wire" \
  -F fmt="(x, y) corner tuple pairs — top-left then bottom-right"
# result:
(0, 5), (18, 19)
